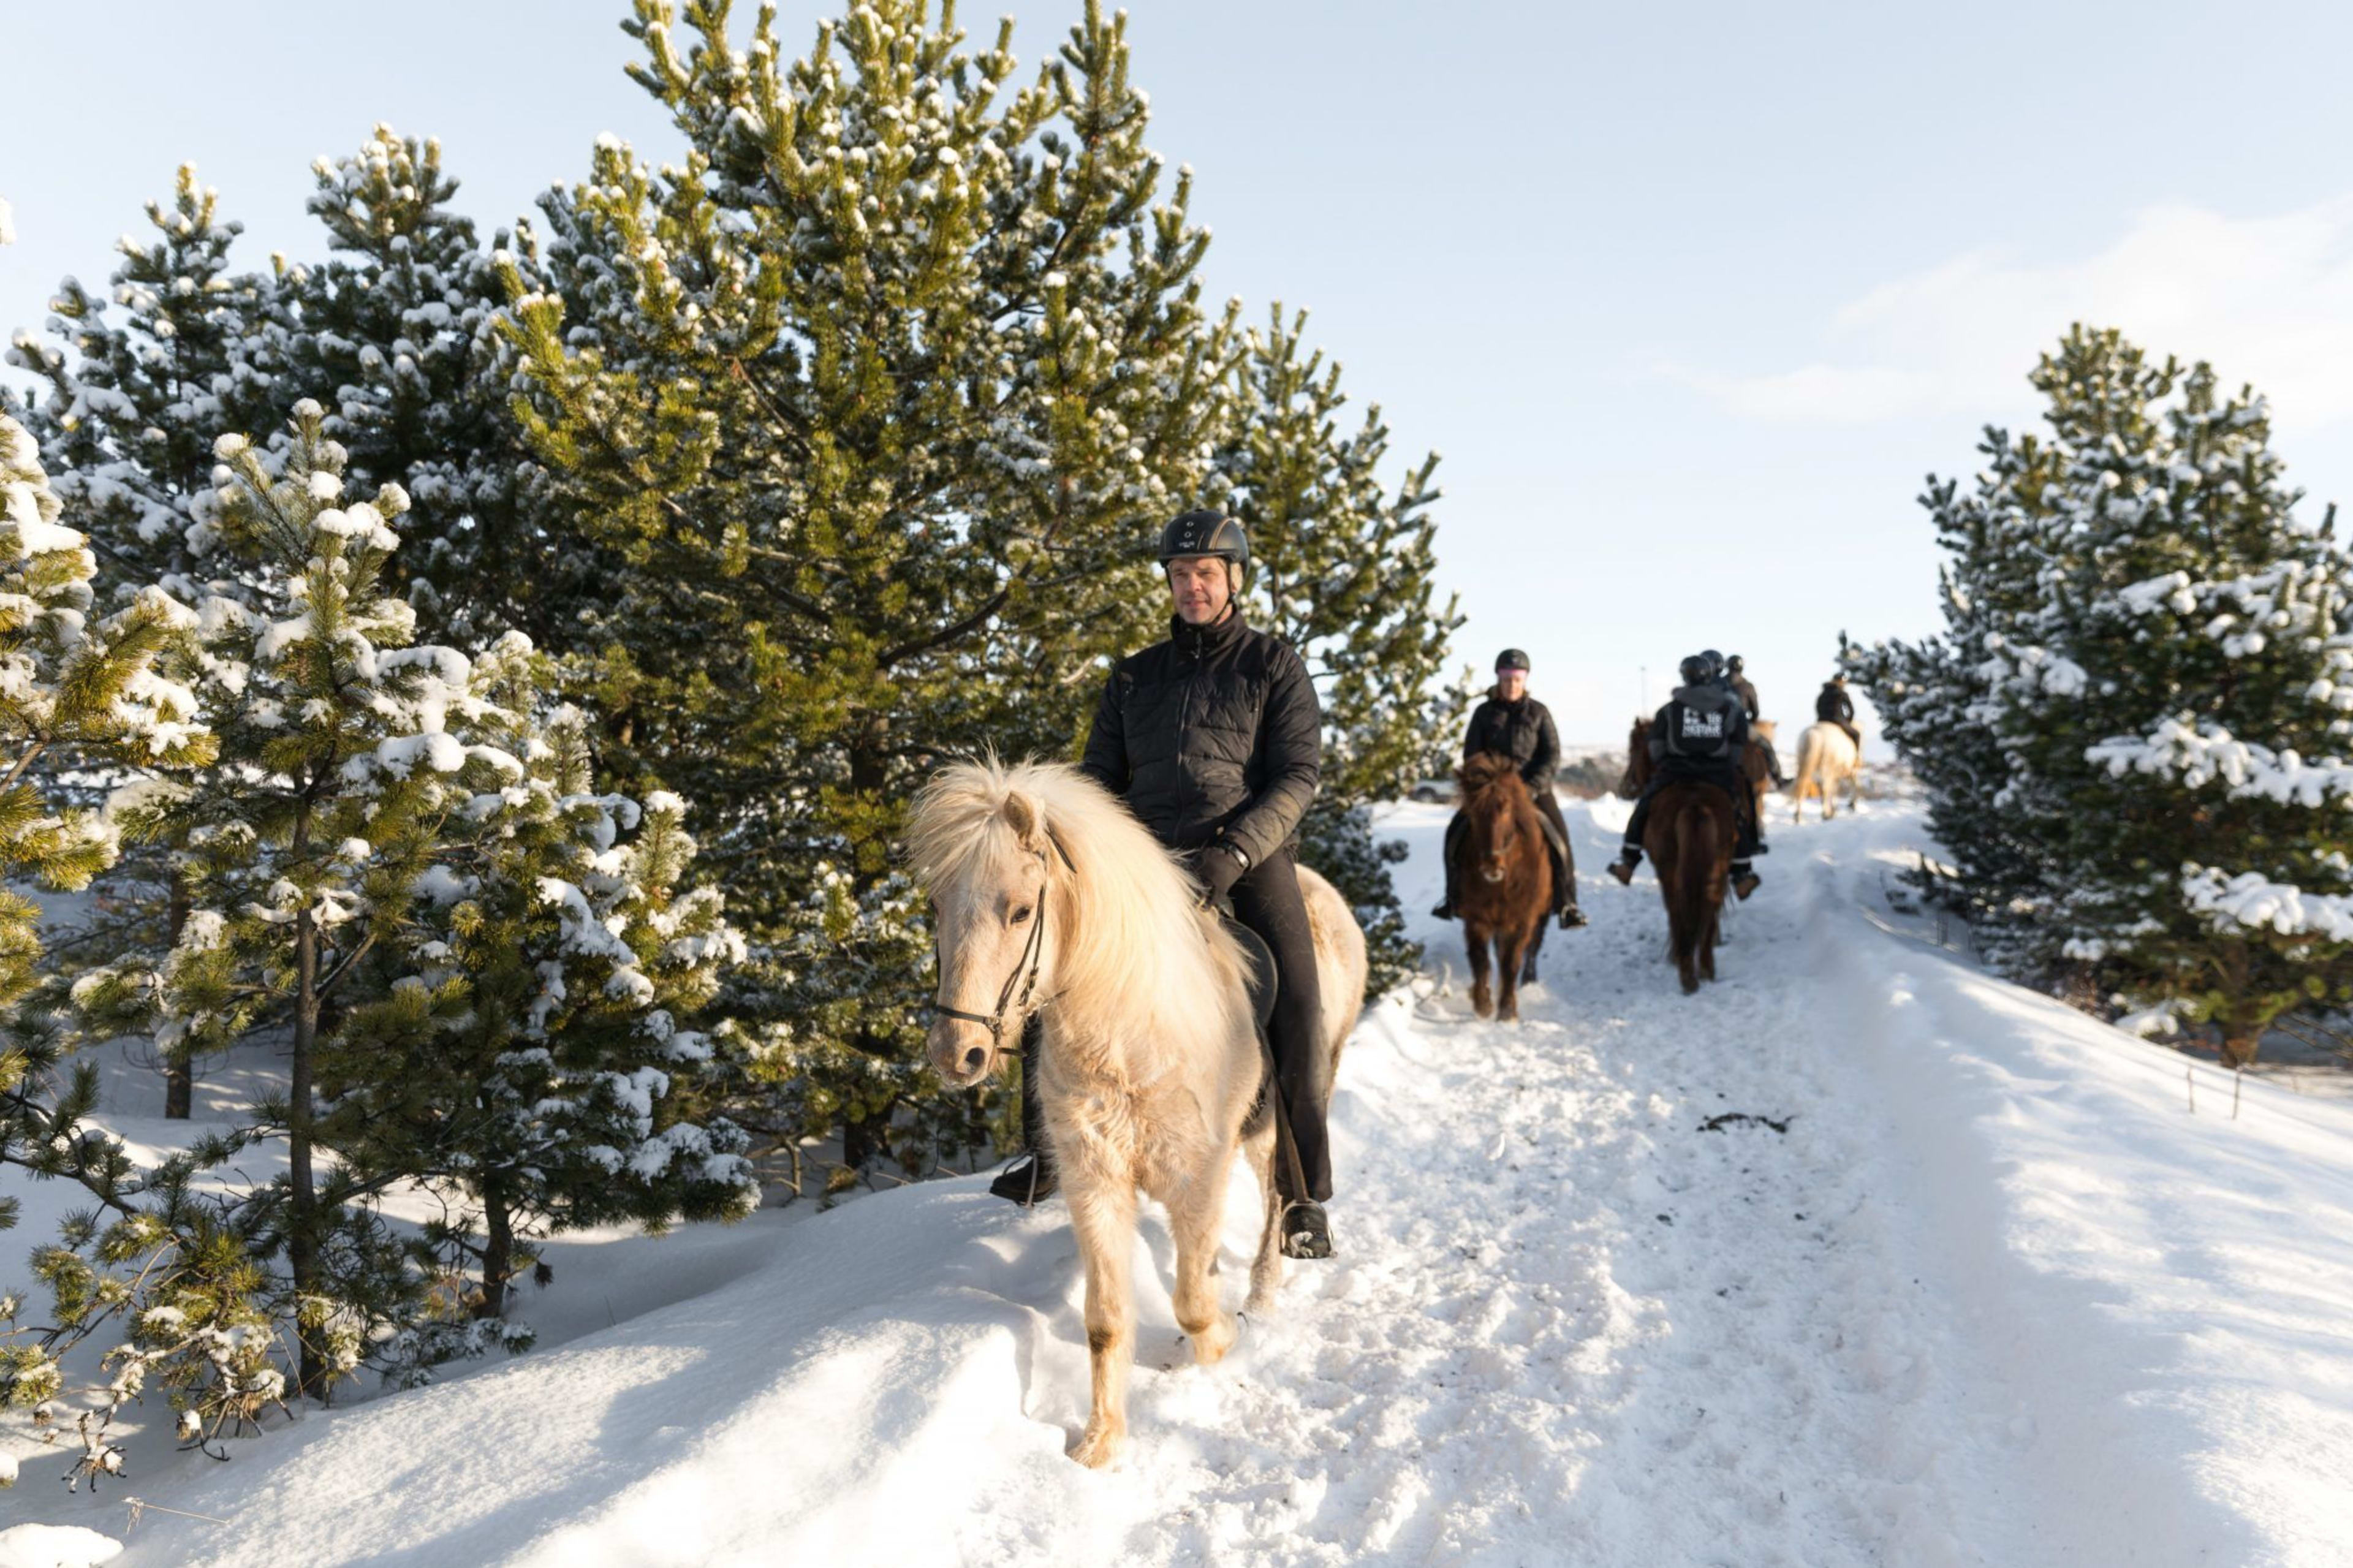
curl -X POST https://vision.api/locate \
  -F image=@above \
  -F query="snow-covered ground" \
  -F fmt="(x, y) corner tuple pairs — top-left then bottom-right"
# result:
(3, 799), (2350, 1566)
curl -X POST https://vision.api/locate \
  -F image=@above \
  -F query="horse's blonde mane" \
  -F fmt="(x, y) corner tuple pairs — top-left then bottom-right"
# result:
(906, 757), (1251, 1054)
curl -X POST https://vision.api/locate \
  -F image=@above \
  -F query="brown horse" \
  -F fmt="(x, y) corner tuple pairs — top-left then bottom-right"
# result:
(1451, 752), (1553, 1021)
(1624, 718), (1735, 994)
(1742, 719), (1779, 824)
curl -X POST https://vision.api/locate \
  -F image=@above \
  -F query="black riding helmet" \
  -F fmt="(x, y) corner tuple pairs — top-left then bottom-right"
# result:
(1727, 654), (1745, 675)
(1495, 648), (1531, 673)
(1680, 654), (1710, 685)
(1158, 510), (1250, 581)
(1699, 648), (1726, 678)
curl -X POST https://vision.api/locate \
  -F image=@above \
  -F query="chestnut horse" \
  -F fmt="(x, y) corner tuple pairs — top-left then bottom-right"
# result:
(1624, 718), (1735, 994)
(1741, 719), (1779, 825)
(1450, 752), (1552, 1021)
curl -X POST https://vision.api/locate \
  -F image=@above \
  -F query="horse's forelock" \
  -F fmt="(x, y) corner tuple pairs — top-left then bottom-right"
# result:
(906, 760), (1027, 898)
(1458, 752), (1529, 815)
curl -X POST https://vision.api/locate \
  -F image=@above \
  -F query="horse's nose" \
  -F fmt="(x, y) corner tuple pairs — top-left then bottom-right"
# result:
(961, 1044), (988, 1075)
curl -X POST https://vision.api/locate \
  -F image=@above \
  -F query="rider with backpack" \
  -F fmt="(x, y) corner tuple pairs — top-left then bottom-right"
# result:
(1430, 648), (1586, 930)
(988, 510), (1339, 1262)
(1608, 654), (1764, 899)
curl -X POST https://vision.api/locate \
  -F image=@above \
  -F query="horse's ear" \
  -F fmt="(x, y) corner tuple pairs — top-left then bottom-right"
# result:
(1002, 790), (1044, 852)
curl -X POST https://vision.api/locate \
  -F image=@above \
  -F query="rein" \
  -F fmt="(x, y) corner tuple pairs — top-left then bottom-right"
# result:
(931, 825), (1077, 1053)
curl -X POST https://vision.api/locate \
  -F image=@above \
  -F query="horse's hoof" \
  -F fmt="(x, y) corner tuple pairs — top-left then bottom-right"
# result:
(1070, 1422), (1125, 1469)
(1184, 1311), (1238, 1365)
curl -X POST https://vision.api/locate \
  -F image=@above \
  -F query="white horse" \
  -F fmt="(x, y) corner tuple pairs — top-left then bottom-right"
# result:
(907, 758), (1366, 1468)
(1790, 722), (1863, 821)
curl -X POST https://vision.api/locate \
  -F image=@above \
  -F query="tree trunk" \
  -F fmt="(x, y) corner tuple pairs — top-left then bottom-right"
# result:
(289, 796), (325, 1401)
(839, 719), (893, 1173)
(476, 1179), (513, 1322)
(164, 871), (192, 1119)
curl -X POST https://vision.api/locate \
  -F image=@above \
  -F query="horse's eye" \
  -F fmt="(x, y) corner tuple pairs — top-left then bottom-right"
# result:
(1010, 906), (1033, 925)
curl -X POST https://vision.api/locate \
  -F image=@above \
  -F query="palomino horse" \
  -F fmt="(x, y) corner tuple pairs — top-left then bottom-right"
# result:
(1790, 721), (1863, 821)
(1625, 718), (1736, 994)
(1450, 752), (1552, 1021)
(907, 759), (1367, 1469)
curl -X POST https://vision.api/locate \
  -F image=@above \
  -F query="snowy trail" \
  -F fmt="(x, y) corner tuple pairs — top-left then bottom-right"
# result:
(10, 800), (2352, 1566)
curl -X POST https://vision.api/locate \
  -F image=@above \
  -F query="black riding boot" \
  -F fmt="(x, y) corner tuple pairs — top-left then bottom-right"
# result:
(1431, 811), (1468, 920)
(1531, 792), (1585, 928)
(987, 1017), (1057, 1205)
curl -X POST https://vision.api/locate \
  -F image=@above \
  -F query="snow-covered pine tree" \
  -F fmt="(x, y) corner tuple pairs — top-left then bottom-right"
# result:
(87, 401), (517, 1397)
(1844, 418), (2079, 974)
(6, 168), (282, 1117)
(0, 394), (264, 1467)
(1218, 307), (1457, 994)
(323, 690), (756, 1338)
(1853, 325), (2353, 1063)
(275, 126), (544, 648)
(6, 167), (275, 605)
(498, 0), (1234, 1179)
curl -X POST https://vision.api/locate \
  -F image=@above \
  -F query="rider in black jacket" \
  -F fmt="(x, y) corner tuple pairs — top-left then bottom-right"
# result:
(991, 510), (1339, 1260)
(1817, 675), (1860, 745)
(1431, 650), (1585, 928)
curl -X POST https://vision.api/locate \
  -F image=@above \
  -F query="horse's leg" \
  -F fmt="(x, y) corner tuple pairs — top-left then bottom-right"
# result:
(1169, 1152), (1239, 1367)
(1700, 883), (1721, 982)
(1466, 922), (1495, 1018)
(1243, 1118), (1283, 1316)
(1496, 922), (1526, 1023)
(1065, 1168), (1139, 1468)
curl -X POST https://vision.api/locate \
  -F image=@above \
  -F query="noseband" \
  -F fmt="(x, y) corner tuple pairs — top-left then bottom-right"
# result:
(931, 826), (1077, 1055)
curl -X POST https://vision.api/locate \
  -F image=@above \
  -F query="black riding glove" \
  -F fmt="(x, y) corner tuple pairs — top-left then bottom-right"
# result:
(1195, 843), (1248, 909)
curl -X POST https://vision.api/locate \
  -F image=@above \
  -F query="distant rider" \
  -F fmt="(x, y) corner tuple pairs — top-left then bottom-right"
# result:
(1430, 648), (1586, 930)
(1726, 653), (1786, 786)
(990, 510), (1339, 1262)
(1816, 673), (1860, 747)
(1607, 654), (1763, 900)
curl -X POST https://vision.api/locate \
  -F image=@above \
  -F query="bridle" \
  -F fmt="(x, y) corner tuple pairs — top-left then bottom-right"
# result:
(931, 827), (1076, 1056)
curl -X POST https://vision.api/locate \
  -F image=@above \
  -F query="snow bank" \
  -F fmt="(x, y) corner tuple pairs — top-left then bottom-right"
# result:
(1802, 812), (2353, 1565)
(0, 1525), (121, 1568)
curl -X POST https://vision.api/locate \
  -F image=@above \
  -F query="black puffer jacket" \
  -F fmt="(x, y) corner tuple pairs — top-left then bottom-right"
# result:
(1816, 682), (1855, 724)
(1463, 689), (1561, 792)
(1080, 611), (1321, 866)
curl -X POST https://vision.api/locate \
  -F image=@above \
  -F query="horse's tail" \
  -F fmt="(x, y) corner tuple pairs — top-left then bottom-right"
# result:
(1667, 794), (1715, 968)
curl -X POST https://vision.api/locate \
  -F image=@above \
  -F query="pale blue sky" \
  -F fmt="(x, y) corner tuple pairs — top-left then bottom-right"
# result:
(7, 1), (2353, 743)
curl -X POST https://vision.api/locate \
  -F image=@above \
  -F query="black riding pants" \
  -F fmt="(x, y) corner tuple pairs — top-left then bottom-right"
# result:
(1230, 850), (1332, 1204)
(1623, 763), (1758, 859)
(1009, 849), (1332, 1204)
(1442, 789), (1577, 911)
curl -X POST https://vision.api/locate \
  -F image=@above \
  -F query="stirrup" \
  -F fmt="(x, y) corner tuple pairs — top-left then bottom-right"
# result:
(1559, 904), (1588, 928)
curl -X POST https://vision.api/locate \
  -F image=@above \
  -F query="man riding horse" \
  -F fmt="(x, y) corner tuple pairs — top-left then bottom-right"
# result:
(989, 510), (1339, 1261)
(1608, 653), (1765, 900)
(1431, 649), (1586, 930)
(1817, 673), (1862, 747)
